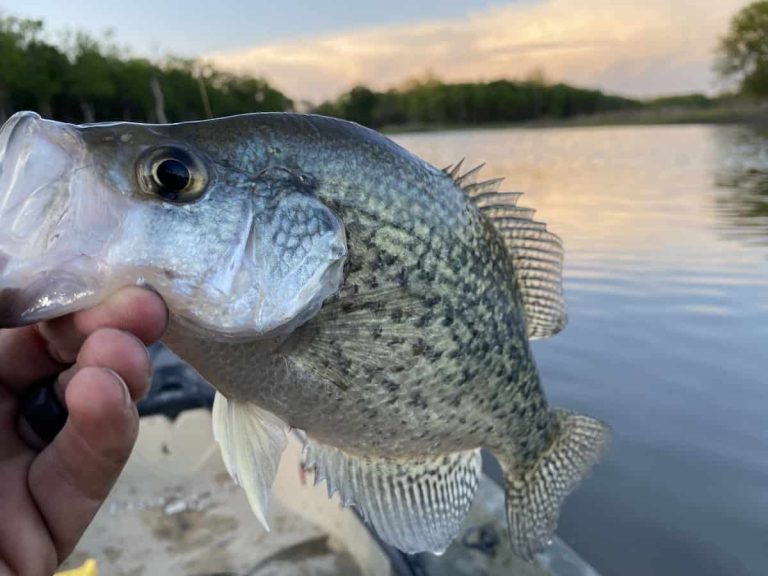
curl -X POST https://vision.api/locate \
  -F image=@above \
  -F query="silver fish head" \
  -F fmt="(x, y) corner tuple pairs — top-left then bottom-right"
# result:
(0, 112), (347, 339)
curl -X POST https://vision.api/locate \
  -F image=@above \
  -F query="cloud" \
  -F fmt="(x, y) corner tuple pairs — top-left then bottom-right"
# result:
(206, 0), (743, 102)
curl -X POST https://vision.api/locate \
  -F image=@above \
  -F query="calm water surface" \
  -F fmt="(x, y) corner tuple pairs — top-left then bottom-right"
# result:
(395, 125), (768, 576)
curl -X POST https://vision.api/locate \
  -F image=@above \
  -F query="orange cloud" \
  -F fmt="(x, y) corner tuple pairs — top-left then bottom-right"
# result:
(206, 0), (743, 102)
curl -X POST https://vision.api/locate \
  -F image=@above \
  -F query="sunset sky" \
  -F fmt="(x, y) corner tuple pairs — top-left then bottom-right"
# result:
(10, 0), (748, 101)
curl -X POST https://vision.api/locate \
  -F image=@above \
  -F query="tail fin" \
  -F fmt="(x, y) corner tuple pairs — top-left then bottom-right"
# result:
(505, 409), (610, 560)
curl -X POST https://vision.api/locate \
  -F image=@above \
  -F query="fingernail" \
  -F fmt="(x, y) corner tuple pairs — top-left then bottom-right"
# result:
(120, 330), (153, 401)
(122, 329), (152, 373)
(137, 283), (170, 329)
(105, 368), (132, 408)
(53, 365), (77, 400)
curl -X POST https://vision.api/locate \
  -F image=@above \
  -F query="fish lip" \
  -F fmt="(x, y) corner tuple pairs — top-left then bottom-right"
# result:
(0, 113), (99, 328)
(0, 111), (42, 160)
(0, 112), (84, 246)
(0, 271), (93, 328)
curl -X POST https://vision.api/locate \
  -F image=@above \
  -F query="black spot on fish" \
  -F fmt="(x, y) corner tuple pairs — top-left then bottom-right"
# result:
(396, 267), (409, 288)
(411, 338), (432, 357)
(346, 259), (363, 275)
(381, 252), (397, 267)
(409, 392), (428, 410)
(338, 356), (352, 372)
(364, 300), (386, 313)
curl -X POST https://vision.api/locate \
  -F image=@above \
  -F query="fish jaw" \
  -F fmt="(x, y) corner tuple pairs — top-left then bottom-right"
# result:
(0, 112), (348, 339)
(0, 112), (122, 326)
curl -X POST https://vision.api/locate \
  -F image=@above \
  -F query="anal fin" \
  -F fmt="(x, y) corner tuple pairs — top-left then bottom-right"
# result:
(212, 392), (289, 530)
(301, 439), (482, 554)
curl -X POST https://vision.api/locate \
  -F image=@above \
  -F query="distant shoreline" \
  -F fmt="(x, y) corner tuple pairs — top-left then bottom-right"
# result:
(382, 103), (768, 134)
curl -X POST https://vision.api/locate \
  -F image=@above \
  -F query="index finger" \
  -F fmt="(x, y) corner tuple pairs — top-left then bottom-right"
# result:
(0, 287), (167, 392)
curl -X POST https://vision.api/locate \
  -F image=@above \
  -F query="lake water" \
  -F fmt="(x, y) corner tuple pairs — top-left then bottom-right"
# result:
(395, 125), (768, 576)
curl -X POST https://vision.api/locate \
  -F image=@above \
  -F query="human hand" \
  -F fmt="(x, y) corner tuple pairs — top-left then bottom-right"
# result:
(0, 288), (167, 576)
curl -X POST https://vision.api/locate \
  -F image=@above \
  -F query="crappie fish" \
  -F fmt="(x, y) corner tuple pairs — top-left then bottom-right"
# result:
(0, 111), (609, 559)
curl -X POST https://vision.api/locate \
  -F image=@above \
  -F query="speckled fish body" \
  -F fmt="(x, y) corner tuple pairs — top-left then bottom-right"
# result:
(166, 116), (545, 455)
(0, 111), (609, 559)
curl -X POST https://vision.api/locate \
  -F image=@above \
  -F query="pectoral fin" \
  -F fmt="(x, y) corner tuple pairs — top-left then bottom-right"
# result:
(212, 392), (289, 530)
(301, 437), (482, 554)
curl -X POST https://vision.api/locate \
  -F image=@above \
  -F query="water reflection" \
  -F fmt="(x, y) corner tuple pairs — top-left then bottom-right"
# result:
(395, 126), (768, 576)
(713, 126), (768, 245)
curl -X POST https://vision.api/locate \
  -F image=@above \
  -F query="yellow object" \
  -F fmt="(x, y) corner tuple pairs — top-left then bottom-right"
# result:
(54, 559), (98, 576)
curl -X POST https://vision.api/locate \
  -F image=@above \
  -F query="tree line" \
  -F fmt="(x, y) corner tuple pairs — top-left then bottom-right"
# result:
(314, 79), (641, 129)
(0, 15), (293, 124)
(0, 14), (645, 128)
(1, 3), (765, 129)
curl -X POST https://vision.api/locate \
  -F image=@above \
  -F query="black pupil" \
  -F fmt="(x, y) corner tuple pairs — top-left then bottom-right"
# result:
(155, 159), (191, 192)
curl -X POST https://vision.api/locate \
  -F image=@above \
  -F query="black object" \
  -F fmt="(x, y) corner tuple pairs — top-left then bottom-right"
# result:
(155, 158), (191, 192)
(462, 523), (501, 556)
(19, 379), (68, 444)
(137, 344), (215, 420)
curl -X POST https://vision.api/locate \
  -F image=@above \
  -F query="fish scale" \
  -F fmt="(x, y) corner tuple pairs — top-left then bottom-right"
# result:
(0, 111), (610, 560)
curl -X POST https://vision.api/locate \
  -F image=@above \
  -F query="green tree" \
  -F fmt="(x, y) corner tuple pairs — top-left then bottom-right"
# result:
(65, 33), (118, 121)
(718, 1), (768, 97)
(0, 13), (292, 123)
(0, 16), (66, 120)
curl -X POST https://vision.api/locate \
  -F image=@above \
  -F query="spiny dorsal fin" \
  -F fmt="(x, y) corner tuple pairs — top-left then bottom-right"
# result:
(442, 158), (465, 180)
(448, 161), (567, 339)
(455, 162), (485, 186)
(471, 188), (518, 205)
(301, 435), (482, 554)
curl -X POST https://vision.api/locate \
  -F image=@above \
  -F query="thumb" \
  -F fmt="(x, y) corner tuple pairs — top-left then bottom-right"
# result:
(27, 366), (138, 561)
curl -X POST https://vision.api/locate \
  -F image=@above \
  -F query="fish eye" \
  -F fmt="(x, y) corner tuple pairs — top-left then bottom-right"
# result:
(137, 146), (208, 203)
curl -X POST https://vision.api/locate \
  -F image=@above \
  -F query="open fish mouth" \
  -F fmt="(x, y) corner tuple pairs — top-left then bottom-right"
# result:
(0, 112), (111, 326)
(0, 112), (348, 338)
